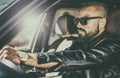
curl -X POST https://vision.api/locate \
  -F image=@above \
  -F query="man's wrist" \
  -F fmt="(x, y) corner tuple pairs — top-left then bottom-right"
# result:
(18, 51), (29, 61)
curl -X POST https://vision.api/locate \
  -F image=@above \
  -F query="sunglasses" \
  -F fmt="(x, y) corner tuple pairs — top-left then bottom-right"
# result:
(74, 16), (103, 25)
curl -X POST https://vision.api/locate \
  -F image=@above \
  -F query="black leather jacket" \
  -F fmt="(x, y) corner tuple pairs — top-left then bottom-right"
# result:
(37, 32), (120, 77)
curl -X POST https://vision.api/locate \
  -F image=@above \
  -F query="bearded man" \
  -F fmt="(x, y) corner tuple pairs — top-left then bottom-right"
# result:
(1, 1), (120, 78)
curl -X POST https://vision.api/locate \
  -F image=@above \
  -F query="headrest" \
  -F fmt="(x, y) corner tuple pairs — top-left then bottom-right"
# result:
(55, 14), (77, 35)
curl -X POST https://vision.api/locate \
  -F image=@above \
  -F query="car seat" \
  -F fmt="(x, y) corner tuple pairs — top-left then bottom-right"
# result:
(106, 10), (120, 36)
(48, 13), (77, 52)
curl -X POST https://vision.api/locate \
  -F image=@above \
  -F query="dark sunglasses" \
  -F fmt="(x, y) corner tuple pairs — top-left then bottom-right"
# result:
(74, 16), (103, 25)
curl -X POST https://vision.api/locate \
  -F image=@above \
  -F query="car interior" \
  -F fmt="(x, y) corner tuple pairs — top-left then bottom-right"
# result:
(0, 0), (120, 78)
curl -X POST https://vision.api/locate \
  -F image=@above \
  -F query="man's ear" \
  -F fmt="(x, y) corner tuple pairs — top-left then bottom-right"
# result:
(99, 18), (106, 29)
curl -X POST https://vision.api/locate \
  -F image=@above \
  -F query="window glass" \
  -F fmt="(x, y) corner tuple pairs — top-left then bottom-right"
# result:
(8, 12), (46, 50)
(0, 0), (19, 15)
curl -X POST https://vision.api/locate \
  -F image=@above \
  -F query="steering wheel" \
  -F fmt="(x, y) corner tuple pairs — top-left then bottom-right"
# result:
(0, 59), (26, 78)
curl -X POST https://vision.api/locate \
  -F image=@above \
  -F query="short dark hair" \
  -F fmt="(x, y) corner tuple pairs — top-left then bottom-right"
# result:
(81, 1), (108, 11)
(80, 1), (108, 18)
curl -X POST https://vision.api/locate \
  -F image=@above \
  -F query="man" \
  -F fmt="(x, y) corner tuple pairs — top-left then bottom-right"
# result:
(0, 1), (120, 78)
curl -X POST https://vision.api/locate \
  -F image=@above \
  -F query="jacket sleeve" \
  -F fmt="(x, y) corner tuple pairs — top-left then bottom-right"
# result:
(37, 38), (120, 71)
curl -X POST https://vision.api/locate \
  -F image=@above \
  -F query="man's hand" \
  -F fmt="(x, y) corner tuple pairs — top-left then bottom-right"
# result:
(0, 46), (58, 69)
(21, 53), (38, 66)
(21, 53), (58, 69)
(0, 46), (21, 64)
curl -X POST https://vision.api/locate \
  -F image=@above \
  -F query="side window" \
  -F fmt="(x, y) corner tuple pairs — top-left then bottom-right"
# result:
(8, 12), (46, 51)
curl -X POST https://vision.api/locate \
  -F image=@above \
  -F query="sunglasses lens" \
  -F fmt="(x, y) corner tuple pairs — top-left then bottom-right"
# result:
(74, 16), (103, 26)
(80, 18), (87, 25)
(74, 18), (87, 25)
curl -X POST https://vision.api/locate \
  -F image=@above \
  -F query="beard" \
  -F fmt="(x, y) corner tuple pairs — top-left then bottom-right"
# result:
(77, 25), (99, 44)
